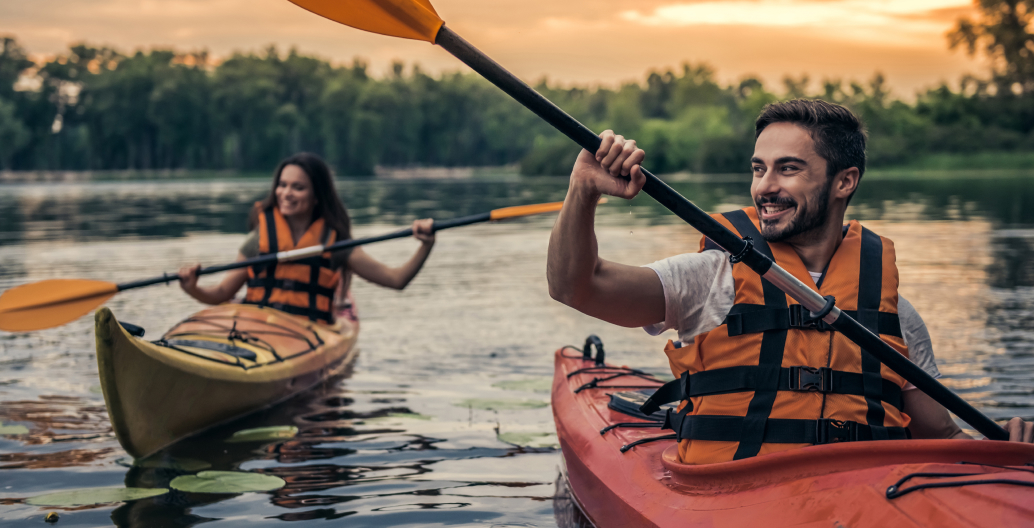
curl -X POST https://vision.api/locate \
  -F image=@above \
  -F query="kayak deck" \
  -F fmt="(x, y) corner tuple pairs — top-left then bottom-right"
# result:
(95, 304), (358, 458)
(552, 345), (1034, 528)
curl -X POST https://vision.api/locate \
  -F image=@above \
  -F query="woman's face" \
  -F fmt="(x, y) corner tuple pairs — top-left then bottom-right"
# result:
(276, 164), (317, 220)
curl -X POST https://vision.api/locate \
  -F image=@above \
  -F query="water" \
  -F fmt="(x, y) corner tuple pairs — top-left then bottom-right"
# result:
(1, 173), (1032, 526)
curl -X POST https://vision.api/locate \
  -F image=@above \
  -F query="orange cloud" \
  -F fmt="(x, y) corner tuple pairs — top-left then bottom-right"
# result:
(1, 0), (986, 95)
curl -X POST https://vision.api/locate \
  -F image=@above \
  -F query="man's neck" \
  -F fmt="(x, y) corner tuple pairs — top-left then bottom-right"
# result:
(787, 214), (847, 274)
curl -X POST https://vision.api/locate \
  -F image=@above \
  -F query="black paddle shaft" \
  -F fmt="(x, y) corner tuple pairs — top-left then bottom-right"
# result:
(434, 25), (1009, 440)
(114, 211), (491, 292)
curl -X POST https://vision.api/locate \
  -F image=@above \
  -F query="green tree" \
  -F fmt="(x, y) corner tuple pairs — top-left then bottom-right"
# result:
(950, 0), (1034, 93)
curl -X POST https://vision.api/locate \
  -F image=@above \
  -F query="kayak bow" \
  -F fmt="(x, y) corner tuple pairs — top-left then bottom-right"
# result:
(552, 339), (1034, 528)
(95, 304), (358, 458)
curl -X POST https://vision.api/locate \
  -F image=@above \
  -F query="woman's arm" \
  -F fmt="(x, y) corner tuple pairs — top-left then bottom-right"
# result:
(348, 219), (435, 290)
(178, 254), (250, 305)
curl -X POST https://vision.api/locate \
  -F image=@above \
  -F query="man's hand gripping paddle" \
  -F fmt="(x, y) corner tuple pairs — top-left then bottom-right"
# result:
(0, 200), (588, 333)
(282, 0), (1009, 440)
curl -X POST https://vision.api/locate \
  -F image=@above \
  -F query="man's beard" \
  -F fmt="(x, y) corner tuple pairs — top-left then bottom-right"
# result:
(757, 180), (831, 243)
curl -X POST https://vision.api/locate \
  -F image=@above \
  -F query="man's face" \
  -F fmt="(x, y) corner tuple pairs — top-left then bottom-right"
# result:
(750, 122), (832, 243)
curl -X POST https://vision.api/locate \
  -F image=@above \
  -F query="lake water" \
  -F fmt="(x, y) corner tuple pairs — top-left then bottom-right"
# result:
(1, 173), (1032, 526)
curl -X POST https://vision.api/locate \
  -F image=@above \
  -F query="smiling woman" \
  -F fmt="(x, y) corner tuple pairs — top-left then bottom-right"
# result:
(177, 152), (438, 322)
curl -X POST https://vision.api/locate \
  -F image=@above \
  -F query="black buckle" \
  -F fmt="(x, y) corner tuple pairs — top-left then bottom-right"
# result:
(788, 366), (833, 393)
(816, 419), (858, 444)
(788, 305), (831, 331)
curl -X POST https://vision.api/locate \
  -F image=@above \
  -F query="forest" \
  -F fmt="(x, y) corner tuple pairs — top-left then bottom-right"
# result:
(0, 0), (1032, 176)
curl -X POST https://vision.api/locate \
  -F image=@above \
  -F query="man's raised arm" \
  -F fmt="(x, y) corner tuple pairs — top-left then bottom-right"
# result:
(546, 131), (666, 328)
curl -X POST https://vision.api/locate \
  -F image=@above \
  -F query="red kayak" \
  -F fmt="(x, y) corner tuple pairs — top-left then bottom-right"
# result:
(552, 338), (1034, 527)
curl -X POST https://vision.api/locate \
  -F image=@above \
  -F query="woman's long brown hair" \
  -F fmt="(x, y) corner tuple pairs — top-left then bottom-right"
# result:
(249, 152), (352, 242)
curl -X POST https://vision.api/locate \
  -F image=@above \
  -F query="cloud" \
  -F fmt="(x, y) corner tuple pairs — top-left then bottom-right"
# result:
(0, 0), (985, 94)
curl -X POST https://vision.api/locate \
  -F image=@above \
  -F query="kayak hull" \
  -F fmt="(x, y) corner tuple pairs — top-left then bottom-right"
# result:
(552, 347), (1034, 528)
(95, 304), (358, 458)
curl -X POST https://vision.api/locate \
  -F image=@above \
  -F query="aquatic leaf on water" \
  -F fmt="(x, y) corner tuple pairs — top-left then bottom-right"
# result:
(491, 378), (553, 393)
(169, 471), (286, 493)
(453, 398), (548, 411)
(497, 431), (558, 448)
(25, 487), (168, 507)
(0, 422), (29, 435)
(225, 425), (298, 443)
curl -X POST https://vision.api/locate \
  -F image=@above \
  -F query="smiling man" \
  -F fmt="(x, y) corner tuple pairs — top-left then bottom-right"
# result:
(546, 99), (1033, 464)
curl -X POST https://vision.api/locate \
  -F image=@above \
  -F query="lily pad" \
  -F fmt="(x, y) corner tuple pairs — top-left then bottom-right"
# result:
(0, 422), (29, 436)
(491, 378), (553, 393)
(498, 432), (558, 448)
(170, 471), (285, 494)
(226, 425), (298, 443)
(453, 398), (548, 411)
(26, 487), (168, 507)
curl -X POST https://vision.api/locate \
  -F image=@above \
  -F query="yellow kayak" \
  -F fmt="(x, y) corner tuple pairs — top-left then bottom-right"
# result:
(94, 303), (359, 458)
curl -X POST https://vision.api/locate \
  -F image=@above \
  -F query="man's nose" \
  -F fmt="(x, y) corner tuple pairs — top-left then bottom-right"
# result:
(755, 168), (781, 197)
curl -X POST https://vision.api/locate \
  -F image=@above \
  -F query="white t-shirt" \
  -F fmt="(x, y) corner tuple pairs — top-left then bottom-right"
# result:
(643, 251), (940, 389)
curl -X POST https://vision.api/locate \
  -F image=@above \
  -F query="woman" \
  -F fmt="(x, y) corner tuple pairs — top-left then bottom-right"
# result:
(178, 152), (434, 324)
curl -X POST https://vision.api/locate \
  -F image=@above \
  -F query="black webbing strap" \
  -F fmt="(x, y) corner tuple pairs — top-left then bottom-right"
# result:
(639, 372), (689, 416)
(723, 210), (788, 460)
(257, 207), (279, 306)
(723, 304), (902, 337)
(639, 365), (904, 413)
(665, 413), (909, 444)
(245, 277), (336, 298)
(858, 227), (889, 439)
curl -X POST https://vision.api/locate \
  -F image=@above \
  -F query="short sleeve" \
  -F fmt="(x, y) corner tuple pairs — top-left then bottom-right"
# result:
(898, 296), (941, 388)
(642, 250), (735, 343)
(239, 230), (260, 258)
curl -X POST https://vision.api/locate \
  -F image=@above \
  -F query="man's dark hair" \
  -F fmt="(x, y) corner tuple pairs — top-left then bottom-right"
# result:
(754, 99), (867, 183)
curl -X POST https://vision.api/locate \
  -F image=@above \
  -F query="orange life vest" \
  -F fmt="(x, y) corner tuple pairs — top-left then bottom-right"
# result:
(243, 206), (341, 324)
(661, 207), (911, 465)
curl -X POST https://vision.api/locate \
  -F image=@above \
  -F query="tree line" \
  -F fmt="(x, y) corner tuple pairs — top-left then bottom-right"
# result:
(0, 0), (1031, 175)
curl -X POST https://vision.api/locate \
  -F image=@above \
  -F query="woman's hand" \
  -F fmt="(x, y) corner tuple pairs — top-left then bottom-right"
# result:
(178, 263), (202, 294)
(412, 218), (435, 245)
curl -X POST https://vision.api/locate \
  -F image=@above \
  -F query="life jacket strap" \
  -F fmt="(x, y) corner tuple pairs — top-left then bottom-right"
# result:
(639, 365), (904, 415)
(245, 277), (337, 299)
(664, 413), (909, 445)
(723, 304), (902, 337)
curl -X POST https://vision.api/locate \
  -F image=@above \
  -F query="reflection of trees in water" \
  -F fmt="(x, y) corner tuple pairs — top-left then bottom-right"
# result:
(989, 234), (1034, 289)
(979, 233), (1034, 420)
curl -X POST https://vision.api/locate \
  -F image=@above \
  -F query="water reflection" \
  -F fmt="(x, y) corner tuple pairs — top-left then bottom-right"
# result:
(0, 173), (1032, 526)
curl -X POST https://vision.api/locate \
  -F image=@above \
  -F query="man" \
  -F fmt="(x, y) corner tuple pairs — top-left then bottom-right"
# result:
(547, 99), (1033, 464)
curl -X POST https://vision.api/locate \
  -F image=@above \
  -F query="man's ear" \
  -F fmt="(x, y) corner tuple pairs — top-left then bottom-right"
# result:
(833, 167), (861, 200)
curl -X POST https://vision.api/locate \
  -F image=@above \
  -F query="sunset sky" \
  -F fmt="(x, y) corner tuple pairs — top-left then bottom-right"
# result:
(2, 0), (988, 96)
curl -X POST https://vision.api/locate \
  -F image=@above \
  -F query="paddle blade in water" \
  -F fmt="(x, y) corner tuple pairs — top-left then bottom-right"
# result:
(287, 0), (443, 43)
(0, 279), (118, 332)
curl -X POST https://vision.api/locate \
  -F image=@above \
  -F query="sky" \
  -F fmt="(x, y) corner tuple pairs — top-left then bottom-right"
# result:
(1, 0), (988, 96)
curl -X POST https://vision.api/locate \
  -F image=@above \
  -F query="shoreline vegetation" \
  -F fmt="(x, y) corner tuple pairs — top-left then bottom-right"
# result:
(0, 2), (1031, 177)
(3, 154), (1033, 185)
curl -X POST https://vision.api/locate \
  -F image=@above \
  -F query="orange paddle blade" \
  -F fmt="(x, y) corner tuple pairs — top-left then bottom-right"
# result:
(287, 0), (443, 43)
(0, 279), (118, 332)
(489, 198), (606, 221)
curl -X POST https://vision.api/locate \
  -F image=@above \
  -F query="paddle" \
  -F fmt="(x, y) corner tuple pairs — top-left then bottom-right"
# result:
(283, 0), (1010, 440)
(0, 200), (579, 333)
